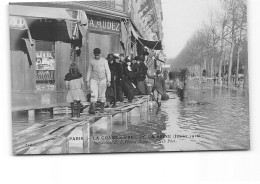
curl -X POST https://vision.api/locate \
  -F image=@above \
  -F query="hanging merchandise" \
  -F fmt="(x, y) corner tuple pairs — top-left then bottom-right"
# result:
(120, 19), (128, 51)
(72, 23), (79, 40)
(120, 19), (132, 57)
(131, 25), (140, 40)
(77, 10), (88, 40)
(22, 38), (35, 67)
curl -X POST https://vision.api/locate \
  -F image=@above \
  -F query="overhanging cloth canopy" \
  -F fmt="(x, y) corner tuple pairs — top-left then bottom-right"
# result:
(138, 38), (162, 50)
(22, 38), (35, 67)
(9, 5), (78, 21)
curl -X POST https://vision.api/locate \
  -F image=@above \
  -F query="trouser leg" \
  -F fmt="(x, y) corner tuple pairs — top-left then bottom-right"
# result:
(98, 79), (106, 112)
(98, 79), (107, 103)
(144, 80), (150, 95)
(89, 79), (98, 115)
(116, 84), (124, 102)
(154, 90), (162, 107)
(76, 100), (81, 118)
(90, 79), (98, 103)
(70, 102), (74, 117)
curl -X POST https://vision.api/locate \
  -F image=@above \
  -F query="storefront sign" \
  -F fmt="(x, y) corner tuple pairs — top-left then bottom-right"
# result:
(87, 15), (120, 33)
(9, 16), (28, 30)
(36, 70), (55, 81)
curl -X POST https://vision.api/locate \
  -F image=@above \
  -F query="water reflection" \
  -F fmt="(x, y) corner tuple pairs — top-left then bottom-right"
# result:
(88, 85), (249, 152)
(12, 110), (54, 134)
(12, 81), (250, 153)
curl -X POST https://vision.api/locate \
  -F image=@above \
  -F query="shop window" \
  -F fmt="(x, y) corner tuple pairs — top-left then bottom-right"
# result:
(35, 41), (55, 91)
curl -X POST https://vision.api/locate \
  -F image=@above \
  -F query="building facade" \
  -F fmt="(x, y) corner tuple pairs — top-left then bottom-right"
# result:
(9, 0), (164, 110)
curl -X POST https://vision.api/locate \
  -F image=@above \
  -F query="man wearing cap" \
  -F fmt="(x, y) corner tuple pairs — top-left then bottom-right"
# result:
(86, 48), (111, 114)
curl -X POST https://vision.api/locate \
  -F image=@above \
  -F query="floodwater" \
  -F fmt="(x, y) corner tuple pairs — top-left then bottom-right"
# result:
(12, 80), (250, 153)
(89, 80), (250, 153)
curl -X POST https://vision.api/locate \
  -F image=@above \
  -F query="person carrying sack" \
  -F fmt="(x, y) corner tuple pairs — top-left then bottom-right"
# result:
(147, 70), (167, 108)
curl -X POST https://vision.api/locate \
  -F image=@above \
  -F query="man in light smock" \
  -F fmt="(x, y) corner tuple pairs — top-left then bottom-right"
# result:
(86, 48), (111, 114)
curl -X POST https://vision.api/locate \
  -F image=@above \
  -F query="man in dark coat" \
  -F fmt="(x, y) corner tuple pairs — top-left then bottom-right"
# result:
(106, 54), (124, 106)
(135, 56), (150, 95)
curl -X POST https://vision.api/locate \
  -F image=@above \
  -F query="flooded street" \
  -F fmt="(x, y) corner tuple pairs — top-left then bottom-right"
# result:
(89, 80), (250, 153)
(12, 80), (250, 153)
(161, 85), (250, 151)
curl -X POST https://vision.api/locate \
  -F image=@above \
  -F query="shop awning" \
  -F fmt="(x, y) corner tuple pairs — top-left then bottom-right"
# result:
(9, 5), (78, 21)
(138, 38), (162, 50)
(155, 57), (165, 63)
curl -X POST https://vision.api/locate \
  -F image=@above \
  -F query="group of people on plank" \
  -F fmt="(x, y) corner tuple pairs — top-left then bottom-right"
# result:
(64, 48), (167, 117)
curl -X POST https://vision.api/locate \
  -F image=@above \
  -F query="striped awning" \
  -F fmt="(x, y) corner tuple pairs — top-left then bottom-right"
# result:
(9, 5), (78, 21)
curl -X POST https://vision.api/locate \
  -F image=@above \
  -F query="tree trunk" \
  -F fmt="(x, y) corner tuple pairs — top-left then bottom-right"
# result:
(228, 42), (235, 86)
(223, 59), (226, 76)
(204, 56), (207, 71)
(218, 19), (226, 86)
(243, 59), (248, 89)
(236, 46), (240, 85)
(211, 56), (214, 77)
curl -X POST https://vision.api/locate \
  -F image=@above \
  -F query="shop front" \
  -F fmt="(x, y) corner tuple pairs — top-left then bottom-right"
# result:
(10, 5), (124, 111)
(10, 5), (81, 110)
(86, 14), (123, 63)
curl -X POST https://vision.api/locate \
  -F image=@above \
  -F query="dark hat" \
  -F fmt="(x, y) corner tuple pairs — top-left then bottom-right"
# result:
(106, 54), (114, 60)
(134, 56), (141, 61)
(93, 48), (101, 54)
(113, 53), (120, 59)
(156, 70), (161, 75)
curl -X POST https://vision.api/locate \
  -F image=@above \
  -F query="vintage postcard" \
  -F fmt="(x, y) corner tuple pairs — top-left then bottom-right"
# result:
(10, 0), (249, 155)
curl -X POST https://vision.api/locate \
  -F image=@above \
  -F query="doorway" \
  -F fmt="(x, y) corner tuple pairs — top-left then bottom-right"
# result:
(88, 32), (110, 60)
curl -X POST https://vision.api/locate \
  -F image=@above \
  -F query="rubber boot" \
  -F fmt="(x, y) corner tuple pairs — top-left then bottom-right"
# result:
(104, 102), (110, 108)
(112, 102), (116, 108)
(100, 102), (105, 113)
(76, 101), (81, 118)
(70, 102), (74, 117)
(158, 102), (162, 108)
(88, 102), (96, 115)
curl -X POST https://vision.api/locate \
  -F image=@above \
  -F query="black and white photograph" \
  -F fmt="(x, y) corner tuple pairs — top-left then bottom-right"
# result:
(3, 0), (260, 183)
(9, 0), (250, 155)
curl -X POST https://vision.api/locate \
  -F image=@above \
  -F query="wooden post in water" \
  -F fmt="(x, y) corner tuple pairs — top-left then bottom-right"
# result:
(28, 110), (35, 121)
(139, 104), (143, 121)
(141, 101), (148, 122)
(122, 111), (128, 130)
(49, 108), (54, 115)
(122, 112), (127, 124)
(146, 97), (149, 114)
(65, 137), (69, 154)
(65, 107), (69, 115)
(107, 115), (112, 135)
(127, 110), (131, 122)
(82, 122), (90, 153)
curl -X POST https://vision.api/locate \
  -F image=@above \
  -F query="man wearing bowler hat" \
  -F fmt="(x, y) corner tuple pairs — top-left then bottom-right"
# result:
(86, 48), (111, 114)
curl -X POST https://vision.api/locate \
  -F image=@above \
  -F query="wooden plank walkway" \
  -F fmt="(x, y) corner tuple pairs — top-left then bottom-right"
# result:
(13, 95), (149, 155)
